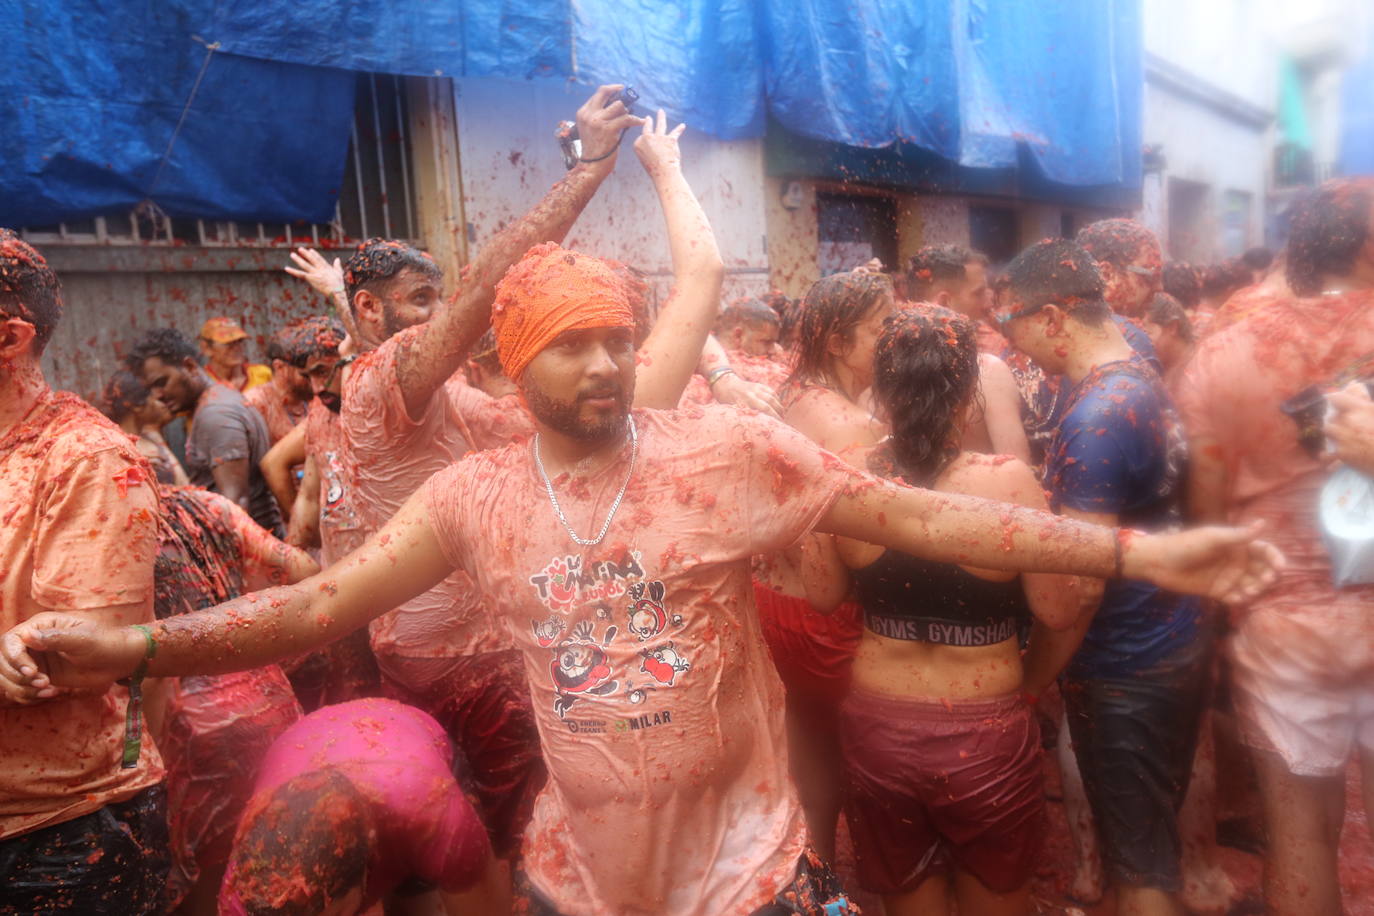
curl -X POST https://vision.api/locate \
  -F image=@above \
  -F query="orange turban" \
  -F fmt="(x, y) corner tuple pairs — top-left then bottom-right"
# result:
(492, 243), (636, 380)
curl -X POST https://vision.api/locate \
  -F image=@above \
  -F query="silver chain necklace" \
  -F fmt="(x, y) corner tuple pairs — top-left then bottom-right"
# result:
(532, 415), (638, 547)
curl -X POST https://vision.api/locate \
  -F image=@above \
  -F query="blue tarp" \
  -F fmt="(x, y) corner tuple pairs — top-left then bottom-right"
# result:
(4, 1), (357, 227)
(1, 0), (1142, 228)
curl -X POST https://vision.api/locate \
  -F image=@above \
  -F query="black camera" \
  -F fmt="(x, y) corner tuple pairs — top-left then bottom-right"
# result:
(556, 87), (640, 170)
(1282, 379), (1374, 457)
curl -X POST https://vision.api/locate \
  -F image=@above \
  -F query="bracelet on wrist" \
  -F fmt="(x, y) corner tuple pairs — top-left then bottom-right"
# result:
(706, 366), (736, 387)
(118, 624), (157, 769)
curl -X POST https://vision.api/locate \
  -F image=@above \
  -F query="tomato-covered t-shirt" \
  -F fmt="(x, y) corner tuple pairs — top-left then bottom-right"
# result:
(1045, 358), (1200, 678)
(0, 391), (163, 839)
(218, 699), (489, 914)
(303, 400), (366, 565)
(1178, 290), (1374, 624)
(243, 381), (307, 444)
(423, 405), (861, 915)
(342, 326), (532, 664)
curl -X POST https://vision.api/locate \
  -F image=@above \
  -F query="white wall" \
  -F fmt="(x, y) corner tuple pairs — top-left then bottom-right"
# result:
(1144, 0), (1273, 110)
(452, 78), (771, 307)
(1142, 0), (1275, 258)
(1143, 83), (1269, 258)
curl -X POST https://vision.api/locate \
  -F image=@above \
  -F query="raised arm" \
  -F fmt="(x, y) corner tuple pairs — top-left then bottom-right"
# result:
(284, 247), (355, 339)
(629, 110), (725, 409)
(394, 85), (643, 419)
(1, 490), (452, 693)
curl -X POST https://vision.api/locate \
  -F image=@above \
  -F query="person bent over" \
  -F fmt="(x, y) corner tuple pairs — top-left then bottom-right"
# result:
(220, 698), (498, 916)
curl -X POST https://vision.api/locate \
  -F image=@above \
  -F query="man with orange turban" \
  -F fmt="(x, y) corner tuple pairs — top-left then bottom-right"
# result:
(299, 93), (727, 876)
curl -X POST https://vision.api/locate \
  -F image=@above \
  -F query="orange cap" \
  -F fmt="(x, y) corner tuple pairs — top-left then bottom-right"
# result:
(492, 243), (635, 380)
(199, 316), (248, 343)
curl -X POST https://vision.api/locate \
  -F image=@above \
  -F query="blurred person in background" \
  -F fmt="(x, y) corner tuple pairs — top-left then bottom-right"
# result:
(198, 316), (271, 393)
(100, 369), (190, 486)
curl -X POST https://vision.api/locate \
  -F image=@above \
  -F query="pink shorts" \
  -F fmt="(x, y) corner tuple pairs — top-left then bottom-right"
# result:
(1229, 604), (1374, 777)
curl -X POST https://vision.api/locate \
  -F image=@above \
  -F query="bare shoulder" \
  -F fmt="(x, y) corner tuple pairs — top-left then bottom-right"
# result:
(782, 386), (882, 456)
(941, 452), (1047, 509)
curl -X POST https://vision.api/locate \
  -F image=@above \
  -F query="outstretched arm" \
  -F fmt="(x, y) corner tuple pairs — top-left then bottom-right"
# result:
(816, 476), (1281, 604)
(629, 110), (725, 409)
(395, 85), (643, 420)
(1, 490), (452, 692)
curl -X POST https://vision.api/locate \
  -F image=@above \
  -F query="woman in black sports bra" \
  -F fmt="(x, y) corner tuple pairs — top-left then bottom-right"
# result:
(829, 305), (1083, 916)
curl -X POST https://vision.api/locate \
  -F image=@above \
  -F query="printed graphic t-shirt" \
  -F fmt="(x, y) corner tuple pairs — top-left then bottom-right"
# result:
(243, 381), (307, 444)
(0, 391), (163, 839)
(1177, 289), (1374, 624)
(1045, 358), (1201, 679)
(219, 699), (489, 914)
(186, 382), (282, 534)
(423, 405), (861, 916)
(343, 325), (532, 663)
(303, 399), (366, 565)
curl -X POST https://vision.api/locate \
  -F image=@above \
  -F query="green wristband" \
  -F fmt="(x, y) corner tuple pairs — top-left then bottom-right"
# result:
(119, 624), (157, 770)
(127, 624), (157, 682)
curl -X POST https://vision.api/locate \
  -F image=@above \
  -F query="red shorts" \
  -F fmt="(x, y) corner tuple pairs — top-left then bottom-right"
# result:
(380, 649), (545, 859)
(160, 666), (302, 908)
(753, 581), (861, 709)
(840, 689), (1044, 894)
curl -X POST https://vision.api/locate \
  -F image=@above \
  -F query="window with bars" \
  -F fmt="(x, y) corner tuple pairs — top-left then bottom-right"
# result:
(21, 72), (418, 247)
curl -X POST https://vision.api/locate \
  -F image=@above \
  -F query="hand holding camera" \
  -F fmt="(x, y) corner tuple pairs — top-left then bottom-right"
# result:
(558, 84), (645, 170)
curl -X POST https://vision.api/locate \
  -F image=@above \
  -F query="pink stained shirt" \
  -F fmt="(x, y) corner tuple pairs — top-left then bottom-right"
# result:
(219, 698), (490, 914)
(341, 326), (533, 666)
(303, 399), (366, 566)
(243, 381), (308, 444)
(0, 391), (164, 839)
(423, 405), (862, 915)
(1177, 289), (1374, 624)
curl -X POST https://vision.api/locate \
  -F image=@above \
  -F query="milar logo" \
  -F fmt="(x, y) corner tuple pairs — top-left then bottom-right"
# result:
(614, 709), (674, 732)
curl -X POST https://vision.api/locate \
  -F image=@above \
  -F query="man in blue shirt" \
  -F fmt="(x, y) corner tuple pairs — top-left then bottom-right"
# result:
(1002, 238), (1209, 916)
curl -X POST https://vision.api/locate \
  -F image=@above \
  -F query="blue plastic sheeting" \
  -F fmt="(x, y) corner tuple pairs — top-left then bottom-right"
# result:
(1339, 34), (1374, 177)
(4, 0), (1142, 228)
(209, 0), (1140, 177)
(766, 0), (1140, 186)
(765, 0), (961, 157)
(956, 0), (1141, 186)
(571, 0), (766, 139)
(209, 0), (569, 81)
(2, 1), (356, 228)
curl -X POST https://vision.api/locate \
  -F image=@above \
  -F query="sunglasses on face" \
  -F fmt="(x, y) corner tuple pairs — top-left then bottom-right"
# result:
(992, 301), (1049, 327)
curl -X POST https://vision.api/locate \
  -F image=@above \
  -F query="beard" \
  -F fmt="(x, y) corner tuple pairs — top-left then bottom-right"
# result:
(381, 302), (419, 339)
(317, 389), (342, 413)
(524, 378), (633, 443)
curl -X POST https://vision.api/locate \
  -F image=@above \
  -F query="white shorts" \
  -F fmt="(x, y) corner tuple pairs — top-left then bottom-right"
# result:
(1228, 605), (1374, 777)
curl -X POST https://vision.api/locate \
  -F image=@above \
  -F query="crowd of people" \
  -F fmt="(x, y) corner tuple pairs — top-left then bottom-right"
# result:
(0, 83), (1370, 916)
